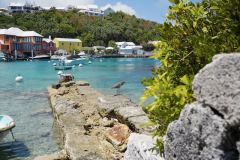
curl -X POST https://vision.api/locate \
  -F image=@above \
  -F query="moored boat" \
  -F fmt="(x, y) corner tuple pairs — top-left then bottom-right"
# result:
(31, 55), (50, 60)
(0, 115), (15, 141)
(54, 65), (73, 70)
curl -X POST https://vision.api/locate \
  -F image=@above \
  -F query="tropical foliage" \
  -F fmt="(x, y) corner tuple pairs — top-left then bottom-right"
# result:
(0, 10), (160, 47)
(142, 0), (240, 151)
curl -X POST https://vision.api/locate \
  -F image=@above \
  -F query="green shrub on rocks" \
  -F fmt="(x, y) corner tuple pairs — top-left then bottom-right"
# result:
(141, 0), (240, 152)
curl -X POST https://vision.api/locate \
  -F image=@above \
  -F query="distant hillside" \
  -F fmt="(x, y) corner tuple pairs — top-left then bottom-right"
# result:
(0, 10), (160, 46)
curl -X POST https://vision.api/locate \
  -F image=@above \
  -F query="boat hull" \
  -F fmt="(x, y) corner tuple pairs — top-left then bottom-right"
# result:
(54, 66), (73, 70)
(0, 115), (15, 141)
(31, 55), (51, 60)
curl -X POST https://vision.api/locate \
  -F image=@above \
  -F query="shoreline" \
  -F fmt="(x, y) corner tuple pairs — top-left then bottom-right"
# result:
(35, 81), (152, 159)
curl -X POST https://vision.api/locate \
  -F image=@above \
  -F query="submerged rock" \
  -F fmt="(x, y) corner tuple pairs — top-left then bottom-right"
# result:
(165, 53), (240, 160)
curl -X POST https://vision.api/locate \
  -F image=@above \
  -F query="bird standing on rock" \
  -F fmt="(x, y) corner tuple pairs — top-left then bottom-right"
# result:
(112, 81), (125, 96)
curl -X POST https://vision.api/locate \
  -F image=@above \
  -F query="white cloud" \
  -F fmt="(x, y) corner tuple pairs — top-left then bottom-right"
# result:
(0, 0), (95, 8)
(101, 2), (136, 15)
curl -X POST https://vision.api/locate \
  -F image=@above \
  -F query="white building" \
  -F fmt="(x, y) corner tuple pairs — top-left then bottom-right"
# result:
(78, 5), (104, 17)
(116, 42), (143, 55)
(8, 2), (42, 13)
(116, 42), (135, 48)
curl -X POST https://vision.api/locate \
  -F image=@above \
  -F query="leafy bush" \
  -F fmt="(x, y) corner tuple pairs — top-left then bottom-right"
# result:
(142, 43), (155, 51)
(141, 0), (240, 152)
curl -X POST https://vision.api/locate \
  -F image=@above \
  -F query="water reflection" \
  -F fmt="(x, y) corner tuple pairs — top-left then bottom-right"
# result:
(0, 141), (30, 159)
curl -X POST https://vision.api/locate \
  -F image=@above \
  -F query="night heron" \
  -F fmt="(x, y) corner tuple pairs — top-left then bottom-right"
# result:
(112, 81), (125, 95)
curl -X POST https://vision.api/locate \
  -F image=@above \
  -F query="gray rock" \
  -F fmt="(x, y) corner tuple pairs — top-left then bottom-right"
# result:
(164, 103), (230, 160)
(124, 133), (163, 160)
(165, 53), (240, 160)
(193, 53), (240, 122)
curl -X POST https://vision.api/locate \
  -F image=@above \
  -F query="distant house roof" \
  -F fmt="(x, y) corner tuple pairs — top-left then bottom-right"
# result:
(43, 38), (52, 43)
(148, 41), (160, 45)
(120, 45), (142, 50)
(9, 3), (23, 7)
(54, 38), (81, 42)
(0, 27), (43, 37)
(116, 42), (136, 47)
(106, 47), (114, 50)
(93, 46), (105, 49)
(56, 7), (66, 10)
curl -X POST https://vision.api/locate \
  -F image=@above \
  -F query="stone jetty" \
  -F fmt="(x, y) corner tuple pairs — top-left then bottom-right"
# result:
(35, 80), (156, 160)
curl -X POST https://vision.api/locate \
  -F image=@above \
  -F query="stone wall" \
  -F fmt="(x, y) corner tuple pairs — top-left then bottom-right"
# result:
(164, 54), (240, 160)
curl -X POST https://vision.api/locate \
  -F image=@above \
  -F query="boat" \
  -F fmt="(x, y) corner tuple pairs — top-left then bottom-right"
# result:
(15, 75), (23, 82)
(54, 65), (73, 70)
(51, 55), (67, 60)
(31, 55), (50, 60)
(0, 115), (15, 141)
(54, 60), (73, 70)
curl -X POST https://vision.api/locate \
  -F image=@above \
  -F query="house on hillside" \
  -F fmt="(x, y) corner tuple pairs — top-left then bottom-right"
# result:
(8, 2), (43, 13)
(0, 27), (43, 58)
(0, 8), (9, 15)
(78, 5), (104, 17)
(116, 42), (136, 48)
(116, 41), (144, 55)
(53, 38), (82, 54)
(42, 36), (56, 55)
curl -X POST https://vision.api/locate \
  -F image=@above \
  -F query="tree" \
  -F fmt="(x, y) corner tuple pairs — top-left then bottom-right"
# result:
(142, 43), (155, 51)
(0, 11), (160, 47)
(142, 0), (240, 151)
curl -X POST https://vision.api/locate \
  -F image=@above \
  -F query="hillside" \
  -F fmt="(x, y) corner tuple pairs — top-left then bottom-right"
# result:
(0, 10), (160, 47)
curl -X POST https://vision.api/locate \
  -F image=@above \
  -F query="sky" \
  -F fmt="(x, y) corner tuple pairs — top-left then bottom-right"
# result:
(0, 0), (200, 23)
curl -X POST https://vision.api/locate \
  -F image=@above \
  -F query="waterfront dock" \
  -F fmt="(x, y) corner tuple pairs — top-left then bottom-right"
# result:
(95, 53), (153, 58)
(35, 81), (152, 160)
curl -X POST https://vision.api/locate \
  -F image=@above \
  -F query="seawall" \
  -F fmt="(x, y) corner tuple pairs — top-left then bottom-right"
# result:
(36, 81), (152, 160)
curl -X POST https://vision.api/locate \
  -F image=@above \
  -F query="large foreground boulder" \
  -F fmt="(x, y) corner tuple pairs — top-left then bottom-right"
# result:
(164, 54), (240, 160)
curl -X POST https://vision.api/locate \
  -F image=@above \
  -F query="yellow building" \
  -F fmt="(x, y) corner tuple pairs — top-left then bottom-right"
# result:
(53, 38), (82, 54)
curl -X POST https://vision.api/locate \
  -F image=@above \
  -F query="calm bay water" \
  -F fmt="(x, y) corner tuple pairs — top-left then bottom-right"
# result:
(0, 58), (157, 159)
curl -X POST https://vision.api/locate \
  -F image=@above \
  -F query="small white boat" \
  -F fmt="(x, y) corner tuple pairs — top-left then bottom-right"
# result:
(58, 71), (63, 75)
(88, 61), (92, 64)
(0, 115), (15, 141)
(64, 59), (74, 64)
(79, 64), (83, 67)
(15, 75), (23, 82)
(31, 55), (50, 60)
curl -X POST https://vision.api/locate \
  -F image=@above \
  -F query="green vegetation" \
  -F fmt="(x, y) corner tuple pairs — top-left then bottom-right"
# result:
(141, 0), (240, 151)
(0, 10), (160, 47)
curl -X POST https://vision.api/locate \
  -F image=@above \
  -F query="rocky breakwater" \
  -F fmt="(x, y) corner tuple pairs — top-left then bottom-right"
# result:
(42, 80), (151, 160)
(164, 53), (240, 160)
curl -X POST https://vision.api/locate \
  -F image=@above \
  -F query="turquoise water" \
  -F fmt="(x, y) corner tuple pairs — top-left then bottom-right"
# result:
(0, 58), (157, 159)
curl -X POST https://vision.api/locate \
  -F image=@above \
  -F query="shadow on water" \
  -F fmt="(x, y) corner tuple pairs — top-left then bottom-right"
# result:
(0, 141), (29, 159)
